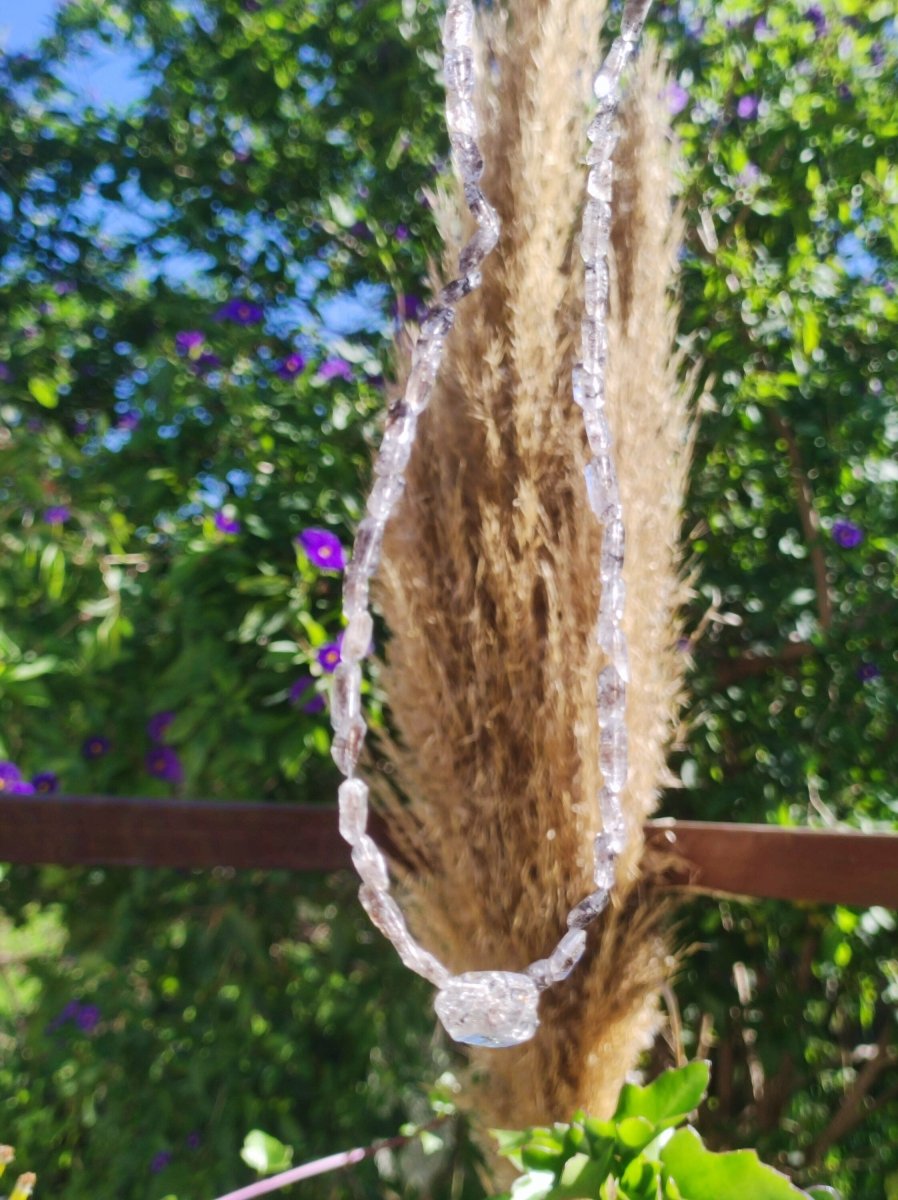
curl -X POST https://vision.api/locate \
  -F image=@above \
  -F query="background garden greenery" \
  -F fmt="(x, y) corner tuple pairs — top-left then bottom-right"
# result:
(0, 0), (896, 1196)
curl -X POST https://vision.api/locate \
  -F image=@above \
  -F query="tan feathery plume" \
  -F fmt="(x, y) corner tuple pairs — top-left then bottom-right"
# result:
(370, 0), (690, 1129)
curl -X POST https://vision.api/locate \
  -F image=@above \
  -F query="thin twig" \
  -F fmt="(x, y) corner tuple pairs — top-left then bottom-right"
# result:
(211, 1117), (447, 1200)
(804, 1024), (896, 1167)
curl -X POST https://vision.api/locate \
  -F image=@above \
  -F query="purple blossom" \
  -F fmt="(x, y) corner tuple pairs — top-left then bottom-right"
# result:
(666, 82), (689, 116)
(317, 641), (342, 673)
(805, 5), (827, 34)
(175, 330), (205, 356)
(193, 351), (221, 375)
(395, 224), (410, 242)
(32, 771), (59, 794)
(736, 163), (761, 187)
(857, 661), (881, 682)
(736, 95), (759, 120)
(0, 363), (11, 382)
(147, 711), (175, 742)
(349, 221), (370, 240)
(214, 510), (241, 535)
(150, 1151), (173, 1174)
(75, 1003), (101, 1032)
(289, 676), (326, 714)
(837, 84), (853, 102)
(186, 1132), (202, 1151)
(276, 352), (306, 380)
(0, 762), (24, 790)
(8, 779), (36, 795)
(317, 357), (353, 382)
(215, 298), (264, 325)
(43, 505), (70, 525)
(82, 735), (111, 760)
(296, 527), (345, 570)
(145, 745), (184, 784)
(832, 518), (863, 549)
(116, 409), (140, 432)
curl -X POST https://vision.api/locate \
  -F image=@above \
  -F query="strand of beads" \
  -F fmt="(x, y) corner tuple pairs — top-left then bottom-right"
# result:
(332, 0), (500, 995)
(522, 0), (656, 999)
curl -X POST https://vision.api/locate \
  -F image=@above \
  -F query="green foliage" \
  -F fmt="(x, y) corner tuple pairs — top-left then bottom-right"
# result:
(492, 1065), (838, 1200)
(240, 1129), (294, 1175)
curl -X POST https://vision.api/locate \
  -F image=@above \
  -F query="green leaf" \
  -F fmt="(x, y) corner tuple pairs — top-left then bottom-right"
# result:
(615, 1117), (657, 1155)
(660, 1128), (807, 1199)
(613, 1062), (710, 1130)
(28, 376), (59, 408)
(544, 1152), (610, 1199)
(240, 1130), (294, 1176)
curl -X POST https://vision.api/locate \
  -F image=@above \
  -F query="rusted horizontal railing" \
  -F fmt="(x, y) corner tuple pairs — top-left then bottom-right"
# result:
(1, 795), (896, 908)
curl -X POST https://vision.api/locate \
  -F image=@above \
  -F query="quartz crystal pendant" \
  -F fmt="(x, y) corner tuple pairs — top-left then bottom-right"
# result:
(434, 971), (541, 1048)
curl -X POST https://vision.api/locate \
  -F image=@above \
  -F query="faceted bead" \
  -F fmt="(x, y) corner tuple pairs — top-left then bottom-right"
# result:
(420, 304), (455, 342)
(571, 363), (597, 410)
(434, 971), (540, 1048)
(601, 518), (625, 578)
(453, 134), (484, 182)
(544, 928), (587, 982)
(375, 417), (417, 476)
(332, 662), (362, 733)
(604, 572), (626, 619)
(526, 957), (554, 991)
(444, 47), (475, 98)
(353, 517), (384, 577)
(464, 184), (499, 239)
(582, 315), (609, 377)
(338, 777), (369, 844)
(459, 222), (499, 273)
(566, 888), (610, 929)
(441, 271), (481, 305)
(584, 458), (619, 519)
(583, 262), (609, 318)
(593, 833), (618, 889)
(600, 717), (628, 792)
(331, 714), (367, 775)
(587, 160), (614, 203)
(583, 410), (612, 454)
(600, 789), (628, 855)
(580, 199), (611, 264)
(446, 91), (478, 138)
(366, 473), (405, 521)
(342, 565), (370, 620)
(351, 833), (389, 890)
(342, 609), (374, 662)
(443, 0), (474, 51)
(597, 665), (626, 722)
(598, 624), (630, 681)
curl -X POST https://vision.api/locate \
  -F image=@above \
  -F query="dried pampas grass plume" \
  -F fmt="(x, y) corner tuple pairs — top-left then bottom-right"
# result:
(369, 0), (690, 1130)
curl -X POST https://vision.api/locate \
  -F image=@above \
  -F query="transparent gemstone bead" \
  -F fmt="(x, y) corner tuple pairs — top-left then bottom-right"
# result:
(342, 609), (373, 661)
(331, 714), (367, 775)
(601, 518), (625, 577)
(584, 458), (619, 518)
(443, 0), (474, 51)
(543, 928), (588, 982)
(459, 222), (499, 274)
(581, 316), (609, 377)
(598, 623), (630, 681)
(420, 304), (455, 343)
(571, 363), (597, 410)
(567, 888), (610, 929)
(446, 91), (478, 138)
(583, 410), (612, 454)
(621, 0), (652, 41)
(604, 570), (626, 619)
(434, 971), (540, 1048)
(593, 832), (618, 889)
(598, 665), (626, 722)
(583, 263), (609, 318)
(441, 271), (481, 305)
(405, 360), (438, 415)
(366, 473), (405, 520)
(338, 777), (369, 844)
(351, 833), (389, 890)
(375, 414), (417, 476)
(332, 662), (362, 733)
(342, 565), (370, 620)
(353, 517), (384, 577)
(599, 791), (628, 854)
(580, 199), (611, 264)
(444, 47), (475, 97)
(453, 134), (484, 182)
(587, 160), (614, 203)
(600, 717), (628, 793)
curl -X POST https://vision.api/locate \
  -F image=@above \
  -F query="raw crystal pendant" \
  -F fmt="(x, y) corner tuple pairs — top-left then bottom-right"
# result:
(434, 971), (541, 1047)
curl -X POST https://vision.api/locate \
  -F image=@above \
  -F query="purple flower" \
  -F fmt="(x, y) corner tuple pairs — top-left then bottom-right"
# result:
(146, 746), (184, 784)
(349, 221), (370, 240)
(289, 675), (326, 714)
(32, 771), (59, 794)
(0, 762), (24, 790)
(276, 352), (306, 380)
(736, 163), (761, 187)
(147, 711), (175, 742)
(317, 357), (353, 382)
(193, 351), (221, 375)
(666, 82), (689, 116)
(215, 298), (264, 326)
(0, 363), (11, 382)
(75, 1003), (100, 1032)
(736, 95), (759, 120)
(317, 641), (342, 673)
(9, 779), (36, 795)
(82, 735), (111, 760)
(296, 527), (345, 571)
(175, 330), (205, 356)
(186, 1132), (202, 1150)
(214, 510), (241, 535)
(805, 5), (827, 34)
(832, 518), (863, 548)
(150, 1151), (173, 1174)
(837, 84), (853, 102)
(53, 281), (76, 295)
(857, 662), (881, 682)
(116, 410), (140, 432)
(395, 224), (410, 242)
(43, 505), (70, 525)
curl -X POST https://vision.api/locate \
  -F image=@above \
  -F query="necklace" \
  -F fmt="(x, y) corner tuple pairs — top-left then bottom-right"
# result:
(331, 0), (653, 1049)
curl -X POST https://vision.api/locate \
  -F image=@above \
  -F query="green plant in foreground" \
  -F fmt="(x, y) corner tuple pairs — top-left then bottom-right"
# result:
(491, 1062), (840, 1200)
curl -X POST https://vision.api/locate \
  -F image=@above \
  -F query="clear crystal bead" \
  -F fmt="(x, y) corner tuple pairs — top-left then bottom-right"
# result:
(331, 714), (367, 775)
(580, 199), (611, 264)
(342, 609), (373, 662)
(444, 47), (475, 97)
(593, 832), (618, 889)
(366, 473), (405, 520)
(338, 777), (369, 844)
(584, 458), (619, 518)
(599, 791), (628, 854)
(600, 717), (628, 793)
(453, 134), (484, 182)
(581, 316), (609, 377)
(571, 363), (597, 410)
(583, 263), (609, 318)
(597, 665), (626, 722)
(587, 160), (614, 203)
(543, 927), (587, 982)
(621, 0), (652, 41)
(583, 410), (612, 454)
(459, 222), (499, 274)
(332, 662), (361, 733)
(443, 0), (474, 51)
(375, 414), (417, 476)
(353, 517), (384, 577)
(351, 834), (389, 890)
(566, 888), (609, 929)
(601, 518), (625, 577)
(342, 564), (369, 620)
(434, 971), (540, 1048)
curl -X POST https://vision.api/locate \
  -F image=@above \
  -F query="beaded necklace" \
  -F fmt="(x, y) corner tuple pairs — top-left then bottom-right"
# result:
(331, 0), (653, 1048)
